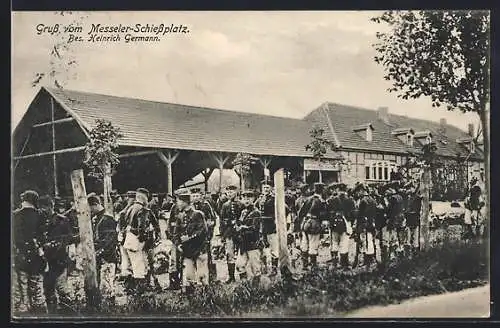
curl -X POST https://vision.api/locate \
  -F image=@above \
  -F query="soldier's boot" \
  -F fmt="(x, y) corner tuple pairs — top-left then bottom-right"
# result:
(270, 258), (279, 276)
(330, 251), (339, 268)
(239, 272), (248, 281)
(310, 255), (318, 271)
(301, 252), (309, 271)
(226, 263), (236, 284)
(403, 245), (412, 258)
(208, 263), (217, 283)
(135, 278), (147, 295)
(168, 272), (181, 290)
(340, 253), (349, 270)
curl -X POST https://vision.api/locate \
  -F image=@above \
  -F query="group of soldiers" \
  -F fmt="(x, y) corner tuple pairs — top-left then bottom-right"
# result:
(12, 175), (485, 315)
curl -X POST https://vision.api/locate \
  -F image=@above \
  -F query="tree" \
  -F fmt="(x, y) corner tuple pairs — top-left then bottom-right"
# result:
(372, 10), (490, 233)
(232, 153), (259, 191)
(84, 119), (123, 215)
(305, 126), (336, 183)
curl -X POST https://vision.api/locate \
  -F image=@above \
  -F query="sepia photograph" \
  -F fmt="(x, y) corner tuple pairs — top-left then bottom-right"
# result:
(11, 10), (490, 319)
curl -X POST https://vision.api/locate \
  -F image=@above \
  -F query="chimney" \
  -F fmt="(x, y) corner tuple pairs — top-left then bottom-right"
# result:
(468, 123), (475, 138)
(377, 106), (389, 124)
(439, 118), (447, 134)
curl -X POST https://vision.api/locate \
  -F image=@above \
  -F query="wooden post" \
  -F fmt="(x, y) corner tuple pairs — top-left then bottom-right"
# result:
(103, 162), (113, 216)
(211, 153), (229, 193)
(420, 165), (431, 251)
(201, 168), (214, 193)
(50, 97), (59, 197)
(274, 169), (292, 280)
(70, 169), (100, 309)
(157, 151), (180, 196)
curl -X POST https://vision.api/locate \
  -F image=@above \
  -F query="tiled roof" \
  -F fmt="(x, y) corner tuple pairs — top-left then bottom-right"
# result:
(303, 102), (483, 160)
(44, 87), (333, 158)
(40, 87), (483, 161)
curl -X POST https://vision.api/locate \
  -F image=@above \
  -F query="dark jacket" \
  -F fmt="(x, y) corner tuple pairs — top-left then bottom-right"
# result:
(93, 210), (119, 264)
(13, 206), (46, 274)
(326, 195), (347, 233)
(236, 205), (261, 253)
(340, 194), (356, 221)
(193, 200), (216, 238)
(44, 212), (77, 271)
(220, 199), (243, 239)
(256, 194), (276, 235)
(299, 194), (325, 234)
(387, 193), (405, 229)
(357, 195), (377, 233)
(173, 206), (208, 259)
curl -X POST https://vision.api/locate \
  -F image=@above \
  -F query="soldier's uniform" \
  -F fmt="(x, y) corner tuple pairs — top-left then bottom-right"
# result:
(121, 188), (155, 294)
(464, 183), (485, 239)
(405, 187), (422, 253)
(39, 196), (77, 314)
(385, 187), (406, 259)
(235, 191), (262, 281)
(298, 182), (326, 270)
(143, 193), (162, 291)
(220, 185), (243, 283)
(356, 186), (378, 267)
(166, 200), (183, 290)
(294, 184), (309, 253)
(173, 192), (209, 293)
(88, 195), (119, 303)
(191, 188), (217, 283)
(12, 190), (47, 315)
(256, 181), (279, 275)
(117, 191), (135, 285)
(326, 184), (350, 268)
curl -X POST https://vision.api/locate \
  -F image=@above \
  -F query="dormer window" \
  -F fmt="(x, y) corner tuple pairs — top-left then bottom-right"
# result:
(352, 123), (374, 142)
(407, 133), (414, 146)
(470, 142), (475, 153)
(456, 137), (475, 153)
(414, 130), (433, 145)
(426, 135), (432, 144)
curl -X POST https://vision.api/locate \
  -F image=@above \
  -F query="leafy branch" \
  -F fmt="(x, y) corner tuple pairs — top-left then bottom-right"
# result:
(83, 119), (123, 180)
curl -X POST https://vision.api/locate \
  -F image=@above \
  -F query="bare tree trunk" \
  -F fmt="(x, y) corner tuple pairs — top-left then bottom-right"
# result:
(420, 165), (431, 251)
(479, 109), (489, 241)
(274, 169), (292, 280)
(103, 163), (113, 216)
(70, 169), (100, 310)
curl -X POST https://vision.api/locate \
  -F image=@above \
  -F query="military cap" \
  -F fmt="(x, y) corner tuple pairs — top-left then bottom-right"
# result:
(152, 193), (159, 197)
(20, 190), (39, 205)
(226, 185), (238, 191)
(298, 183), (309, 191)
(241, 190), (256, 198)
(38, 195), (53, 207)
(177, 192), (191, 203)
(385, 188), (397, 196)
(261, 179), (273, 187)
(191, 188), (202, 194)
(87, 194), (101, 206)
(87, 192), (97, 198)
(126, 191), (136, 199)
(111, 189), (118, 195)
(136, 188), (150, 198)
(313, 182), (325, 194)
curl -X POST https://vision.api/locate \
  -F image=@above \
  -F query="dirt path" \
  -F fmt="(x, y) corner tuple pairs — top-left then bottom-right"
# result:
(344, 284), (490, 318)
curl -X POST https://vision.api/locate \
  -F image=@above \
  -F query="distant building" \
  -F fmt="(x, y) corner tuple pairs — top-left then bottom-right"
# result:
(12, 87), (483, 200)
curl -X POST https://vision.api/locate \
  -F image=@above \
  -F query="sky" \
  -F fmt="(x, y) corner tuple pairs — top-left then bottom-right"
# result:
(11, 11), (480, 133)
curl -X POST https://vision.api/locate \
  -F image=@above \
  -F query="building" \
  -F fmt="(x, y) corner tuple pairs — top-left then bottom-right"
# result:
(12, 87), (483, 201)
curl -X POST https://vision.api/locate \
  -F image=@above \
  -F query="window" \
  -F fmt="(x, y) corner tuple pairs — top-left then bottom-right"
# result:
(365, 160), (397, 181)
(469, 142), (475, 153)
(407, 133), (414, 146)
(426, 135), (432, 144)
(366, 128), (373, 142)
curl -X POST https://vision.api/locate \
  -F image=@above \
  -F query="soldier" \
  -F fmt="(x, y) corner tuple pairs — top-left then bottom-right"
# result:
(235, 190), (262, 283)
(12, 190), (47, 315)
(88, 195), (119, 305)
(405, 184), (422, 256)
(121, 188), (155, 295)
(355, 184), (378, 268)
(256, 181), (279, 276)
(173, 192), (209, 293)
(294, 183), (309, 252)
(373, 186), (388, 264)
(143, 193), (162, 292)
(298, 182), (326, 271)
(117, 191), (136, 286)
(149, 193), (161, 219)
(464, 179), (485, 239)
(161, 194), (175, 212)
(39, 195), (76, 315)
(191, 187), (217, 283)
(385, 185), (406, 260)
(326, 183), (349, 268)
(166, 192), (183, 290)
(340, 185), (356, 269)
(220, 185), (243, 283)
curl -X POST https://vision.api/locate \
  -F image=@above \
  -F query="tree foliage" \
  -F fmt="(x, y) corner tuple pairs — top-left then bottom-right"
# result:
(84, 119), (123, 180)
(232, 153), (258, 177)
(305, 127), (336, 162)
(372, 10), (489, 114)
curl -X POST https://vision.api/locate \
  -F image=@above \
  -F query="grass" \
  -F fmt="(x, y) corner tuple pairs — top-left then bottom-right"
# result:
(54, 238), (488, 318)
